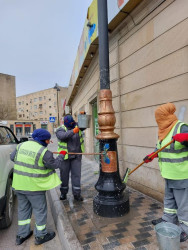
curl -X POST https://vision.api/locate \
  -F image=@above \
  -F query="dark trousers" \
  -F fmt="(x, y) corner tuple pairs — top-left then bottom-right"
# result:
(60, 157), (81, 196)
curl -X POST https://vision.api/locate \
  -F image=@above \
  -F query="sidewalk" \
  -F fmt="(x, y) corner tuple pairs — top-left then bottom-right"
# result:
(48, 138), (188, 250)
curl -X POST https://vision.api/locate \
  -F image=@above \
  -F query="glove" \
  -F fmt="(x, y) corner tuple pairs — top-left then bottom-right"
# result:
(73, 127), (79, 134)
(59, 151), (67, 156)
(173, 133), (188, 143)
(143, 152), (158, 163)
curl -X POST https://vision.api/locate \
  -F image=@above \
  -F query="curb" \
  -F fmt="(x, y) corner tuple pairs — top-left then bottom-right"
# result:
(47, 188), (83, 250)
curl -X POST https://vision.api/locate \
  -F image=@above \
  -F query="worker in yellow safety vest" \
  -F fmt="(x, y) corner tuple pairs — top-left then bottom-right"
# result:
(56, 115), (84, 201)
(143, 103), (188, 243)
(10, 129), (65, 246)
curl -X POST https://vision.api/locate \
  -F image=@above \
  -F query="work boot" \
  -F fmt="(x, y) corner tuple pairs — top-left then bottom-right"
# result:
(180, 231), (188, 242)
(152, 218), (166, 225)
(16, 231), (33, 245)
(35, 231), (56, 245)
(60, 194), (67, 200)
(74, 194), (83, 202)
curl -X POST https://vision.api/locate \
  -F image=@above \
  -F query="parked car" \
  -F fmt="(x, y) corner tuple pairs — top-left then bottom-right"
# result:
(0, 125), (28, 229)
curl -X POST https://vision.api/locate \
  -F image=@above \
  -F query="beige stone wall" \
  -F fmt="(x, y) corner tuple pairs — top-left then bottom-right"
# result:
(69, 0), (188, 202)
(0, 73), (17, 120)
(16, 87), (67, 128)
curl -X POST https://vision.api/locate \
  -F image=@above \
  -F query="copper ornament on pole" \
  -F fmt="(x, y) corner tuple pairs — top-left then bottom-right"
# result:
(96, 89), (119, 140)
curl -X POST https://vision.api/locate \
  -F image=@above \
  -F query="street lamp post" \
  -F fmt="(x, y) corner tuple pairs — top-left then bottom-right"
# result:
(54, 83), (60, 127)
(93, 0), (129, 217)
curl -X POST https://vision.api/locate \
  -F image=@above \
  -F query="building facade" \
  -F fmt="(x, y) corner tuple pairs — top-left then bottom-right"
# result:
(0, 73), (17, 120)
(66, 0), (188, 202)
(16, 87), (67, 135)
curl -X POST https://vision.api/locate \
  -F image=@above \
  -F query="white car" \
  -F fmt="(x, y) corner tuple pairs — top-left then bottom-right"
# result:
(0, 125), (28, 229)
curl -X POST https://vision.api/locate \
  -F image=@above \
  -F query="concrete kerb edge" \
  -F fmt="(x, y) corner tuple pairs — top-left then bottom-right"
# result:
(47, 188), (83, 250)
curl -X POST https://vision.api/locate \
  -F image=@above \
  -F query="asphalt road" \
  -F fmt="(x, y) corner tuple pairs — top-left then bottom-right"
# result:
(0, 194), (62, 250)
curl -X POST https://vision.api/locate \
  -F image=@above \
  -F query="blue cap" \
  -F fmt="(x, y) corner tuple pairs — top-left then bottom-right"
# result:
(32, 129), (51, 147)
(64, 115), (76, 129)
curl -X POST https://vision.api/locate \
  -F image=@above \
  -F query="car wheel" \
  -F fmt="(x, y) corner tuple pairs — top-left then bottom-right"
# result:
(0, 178), (14, 229)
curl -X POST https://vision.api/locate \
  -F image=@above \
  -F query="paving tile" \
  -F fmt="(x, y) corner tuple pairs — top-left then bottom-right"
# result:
(114, 242), (135, 249)
(57, 157), (188, 250)
(119, 236), (137, 244)
(135, 232), (152, 240)
(102, 240), (121, 249)
(83, 244), (90, 250)
(132, 239), (150, 248)
(89, 241), (104, 249)
(107, 233), (125, 242)
(82, 236), (96, 245)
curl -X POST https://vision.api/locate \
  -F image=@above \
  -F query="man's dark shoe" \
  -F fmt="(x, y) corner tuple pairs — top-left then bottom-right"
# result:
(180, 231), (188, 242)
(74, 194), (83, 202)
(35, 231), (56, 245)
(16, 231), (33, 245)
(60, 194), (67, 200)
(152, 218), (166, 225)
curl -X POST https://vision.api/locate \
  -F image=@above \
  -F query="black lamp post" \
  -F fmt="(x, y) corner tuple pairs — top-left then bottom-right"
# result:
(93, 0), (129, 217)
(54, 83), (60, 126)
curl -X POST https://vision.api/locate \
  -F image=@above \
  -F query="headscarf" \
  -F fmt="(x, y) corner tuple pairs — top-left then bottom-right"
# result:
(64, 115), (76, 129)
(32, 129), (51, 147)
(155, 103), (178, 141)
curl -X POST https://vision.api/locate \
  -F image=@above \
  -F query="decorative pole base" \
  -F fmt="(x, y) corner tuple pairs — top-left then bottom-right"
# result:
(93, 139), (129, 217)
(93, 191), (129, 218)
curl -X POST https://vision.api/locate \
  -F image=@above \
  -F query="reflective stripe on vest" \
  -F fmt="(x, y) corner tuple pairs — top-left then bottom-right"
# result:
(57, 125), (84, 160)
(157, 121), (188, 179)
(15, 145), (46, 170)
(12, 141), (61, 191)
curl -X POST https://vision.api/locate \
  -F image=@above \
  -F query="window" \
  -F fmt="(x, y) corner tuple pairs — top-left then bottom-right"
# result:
(35, 112), (38, 116)
(49, 106), (51, 108)
(49, 113), (52, 116)
(49, 98), (51, 101)
(44, 96), (46, 100)
(22, 101), (24, 104)
(34, 98), (37, 102)
(39, 97), (42, 101)
(34, 105), (37, 110)
(18, 102), (21, 105)
(19, 114), (22, 118)
(40, 111), (43, 115)
(0, 127), (16, 145)
(39, 104), (42, 109)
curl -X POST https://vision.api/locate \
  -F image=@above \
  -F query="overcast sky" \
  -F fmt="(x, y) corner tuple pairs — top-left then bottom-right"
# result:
(0, 0), (93, 97)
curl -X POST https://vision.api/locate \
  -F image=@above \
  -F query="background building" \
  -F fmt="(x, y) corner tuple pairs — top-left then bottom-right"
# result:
(66, 0), (188, 202)
(16, 86), (67, 135)
(0, 73), (17, 120)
